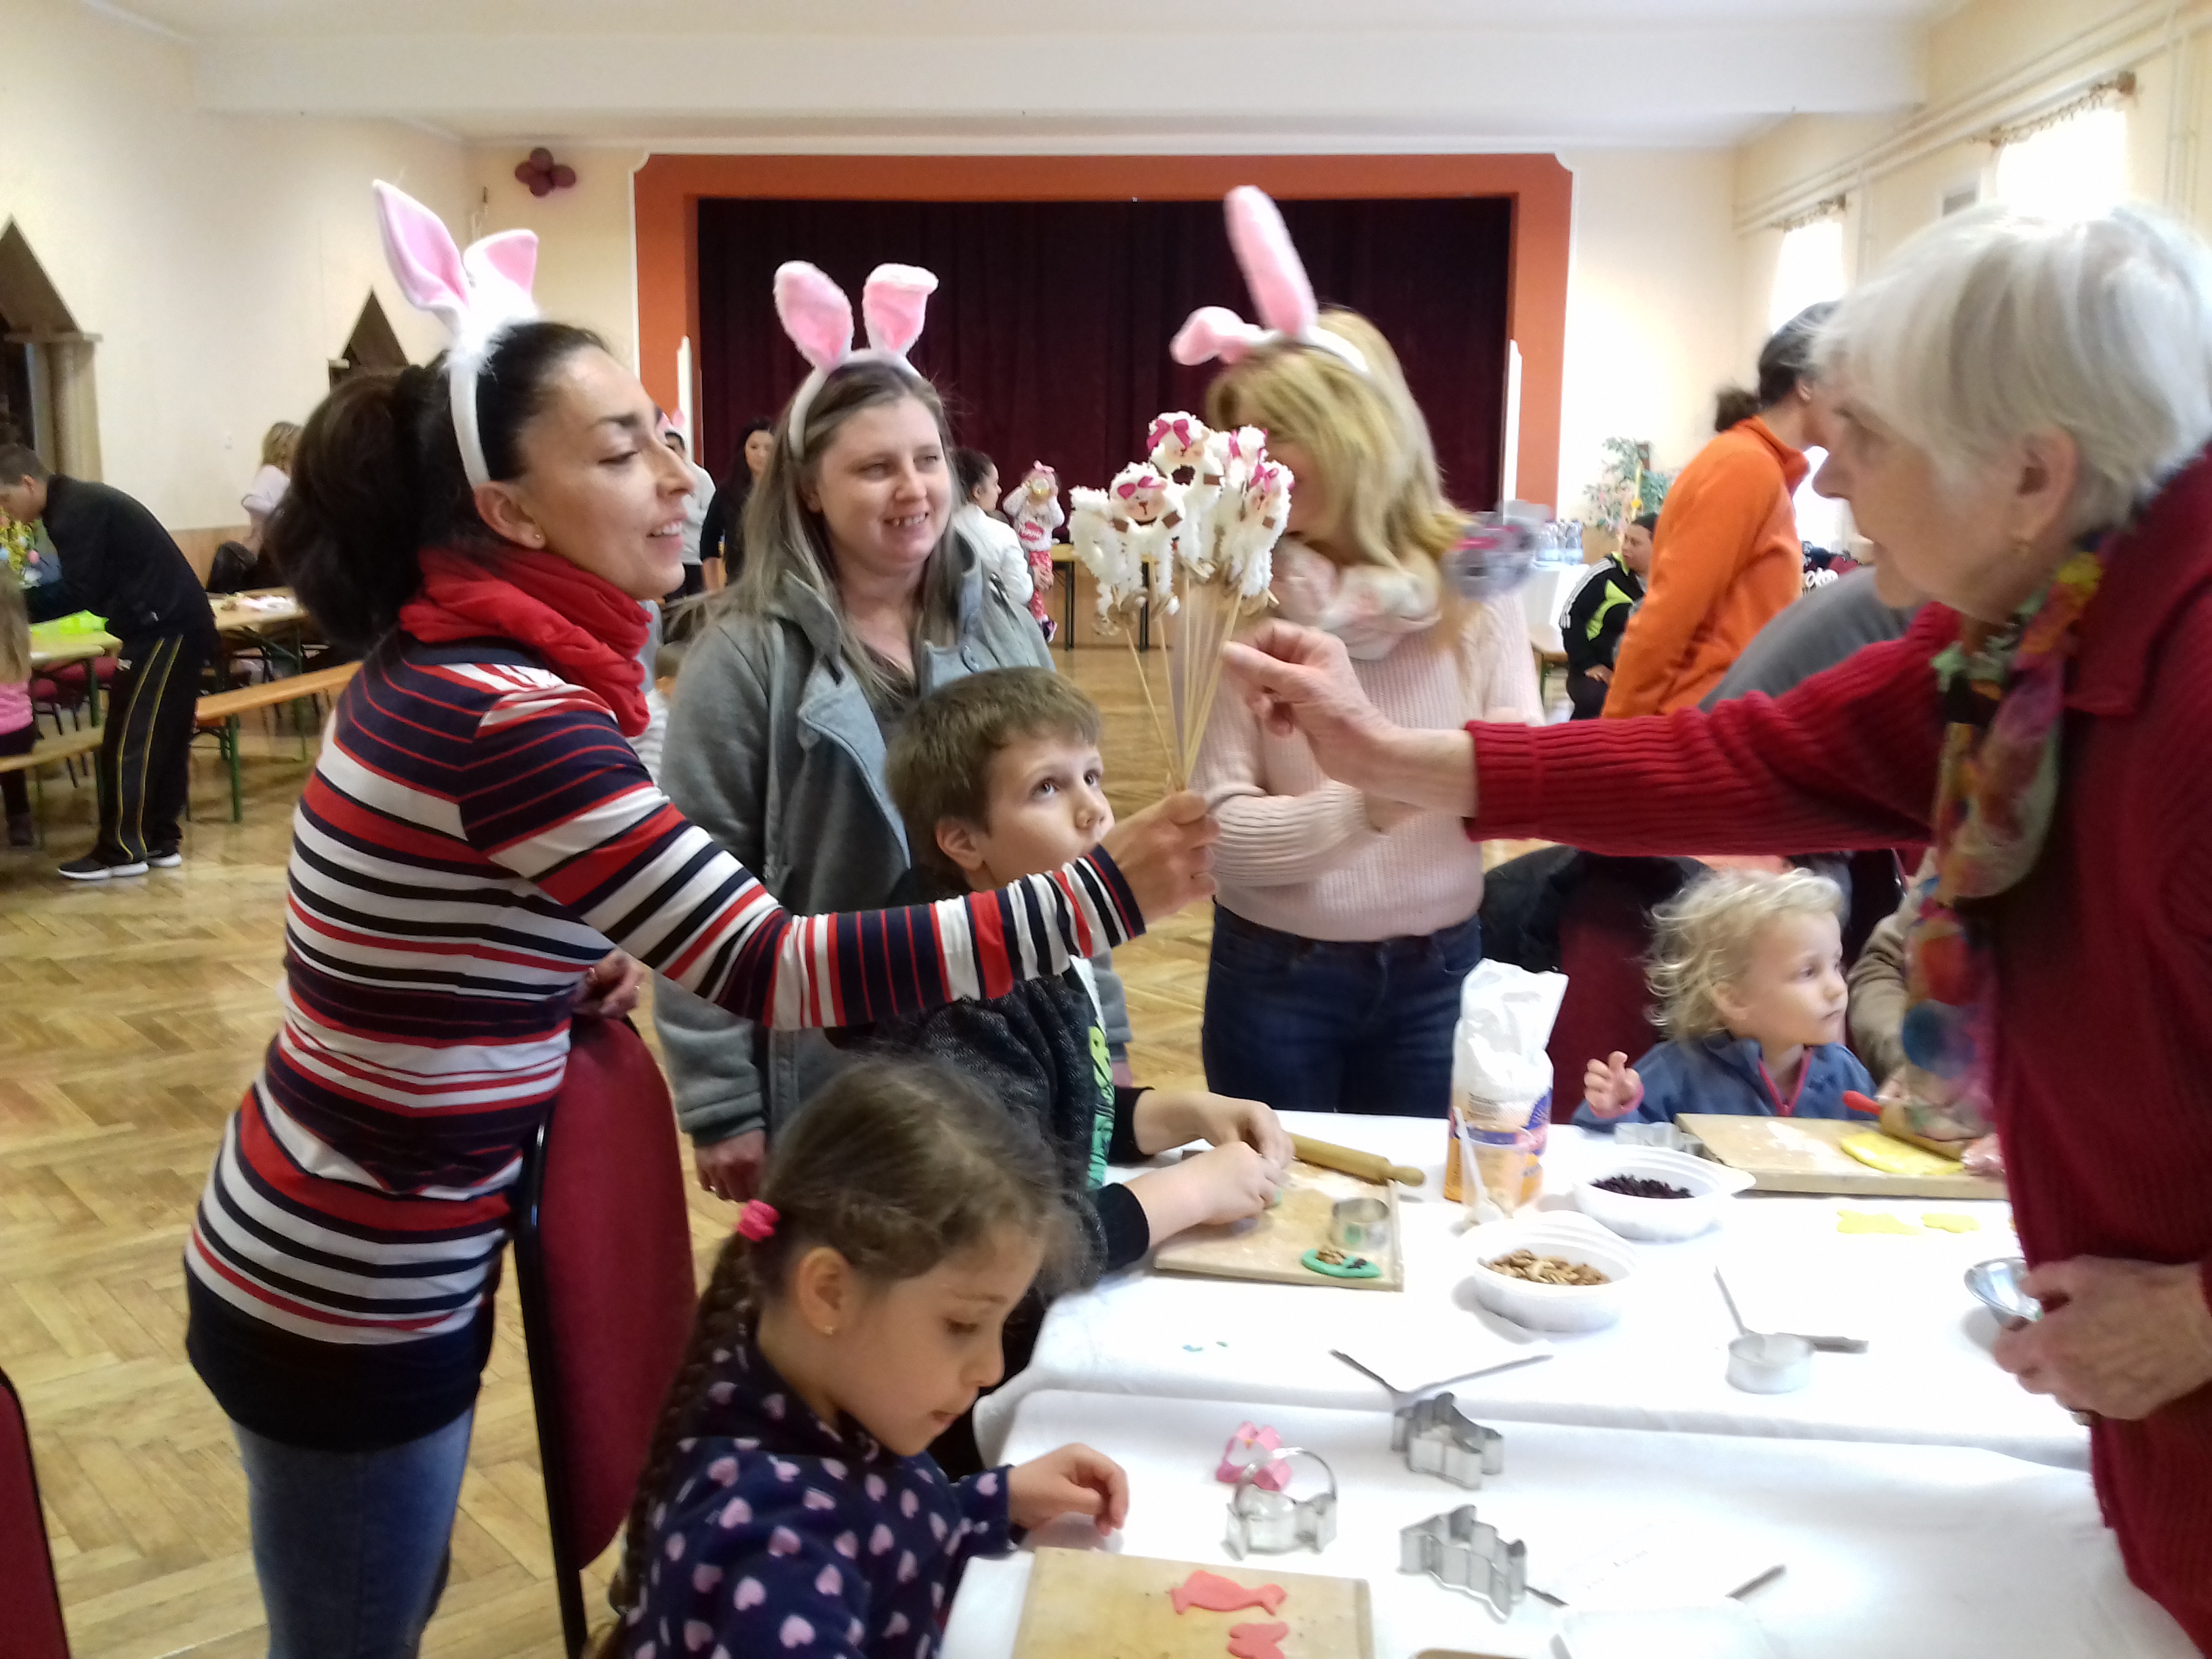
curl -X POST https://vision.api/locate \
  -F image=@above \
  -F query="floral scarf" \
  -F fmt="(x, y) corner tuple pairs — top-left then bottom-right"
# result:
(1893, 537), (2110, 1144)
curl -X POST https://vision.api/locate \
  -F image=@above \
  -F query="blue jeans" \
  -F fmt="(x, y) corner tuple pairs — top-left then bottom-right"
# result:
(232, 1408), (473, 1659)
(1201, 907), (1481, 1117)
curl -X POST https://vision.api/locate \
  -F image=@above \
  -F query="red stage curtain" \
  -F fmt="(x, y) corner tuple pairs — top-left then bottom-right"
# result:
(696, 196), (1511, 511)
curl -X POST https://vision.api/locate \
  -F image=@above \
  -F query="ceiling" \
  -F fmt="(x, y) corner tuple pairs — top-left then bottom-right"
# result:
(104, 0), (1960, 148)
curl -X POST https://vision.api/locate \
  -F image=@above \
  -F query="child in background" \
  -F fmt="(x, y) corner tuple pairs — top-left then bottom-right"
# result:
(1561, 512), (1652, 720)
(632, 639), (684, 785)
(0, 571), (33, 846)
(951, 448), (1034, 609)
(876, 668), (1290, 1279)
(1578, 867), (1871, 1127)
(602, 1061), (1130, 1659)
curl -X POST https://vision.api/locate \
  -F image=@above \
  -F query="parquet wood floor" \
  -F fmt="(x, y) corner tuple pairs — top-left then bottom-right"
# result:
(0, 650), (1530, 1658)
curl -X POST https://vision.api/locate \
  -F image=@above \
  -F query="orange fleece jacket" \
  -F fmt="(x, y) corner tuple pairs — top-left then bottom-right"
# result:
(1602, 417), (1809, 718)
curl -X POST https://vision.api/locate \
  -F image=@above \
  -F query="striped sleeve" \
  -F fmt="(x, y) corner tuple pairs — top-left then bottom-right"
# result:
(455, 686), (1143, 1027)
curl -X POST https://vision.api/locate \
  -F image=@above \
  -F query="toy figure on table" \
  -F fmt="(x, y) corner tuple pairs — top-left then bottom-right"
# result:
(1001, 461), (1064, 639)
(1578, 867), (1872, 1128)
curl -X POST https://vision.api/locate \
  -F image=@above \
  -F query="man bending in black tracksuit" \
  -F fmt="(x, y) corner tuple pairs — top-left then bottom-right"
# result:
(0, 446), (216, 880)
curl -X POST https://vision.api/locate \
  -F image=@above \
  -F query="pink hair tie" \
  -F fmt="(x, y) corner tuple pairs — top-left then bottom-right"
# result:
(735, 1201), (780, 1242)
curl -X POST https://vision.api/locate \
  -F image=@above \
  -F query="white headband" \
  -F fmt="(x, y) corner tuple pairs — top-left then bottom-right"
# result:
(775, 261), (939, 453)
(1170, 186), (1370, 377)
(373, 181), (542, 491)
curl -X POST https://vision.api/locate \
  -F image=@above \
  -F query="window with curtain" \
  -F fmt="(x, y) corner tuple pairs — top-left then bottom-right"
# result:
(1770, 211), (1849, 553)
(1993, 102), (2130, 220)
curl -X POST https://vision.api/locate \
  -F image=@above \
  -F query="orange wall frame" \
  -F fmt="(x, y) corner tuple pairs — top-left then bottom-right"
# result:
(633, 153), (1572, 508)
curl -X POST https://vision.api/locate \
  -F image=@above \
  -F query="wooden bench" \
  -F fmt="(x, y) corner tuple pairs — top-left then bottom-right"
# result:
(194, 661), (358, 820)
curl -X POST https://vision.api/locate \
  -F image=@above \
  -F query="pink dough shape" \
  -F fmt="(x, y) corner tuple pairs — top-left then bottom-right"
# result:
(1216, 1423), (1291, 1491)
(1170, 1569), (1288, 1616)
(1227, 1620), (1290, 1659)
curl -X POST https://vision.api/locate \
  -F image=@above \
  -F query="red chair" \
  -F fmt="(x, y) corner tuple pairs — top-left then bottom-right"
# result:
(513, 1017), (700, 1657)
(0, 1366), (71, 1658)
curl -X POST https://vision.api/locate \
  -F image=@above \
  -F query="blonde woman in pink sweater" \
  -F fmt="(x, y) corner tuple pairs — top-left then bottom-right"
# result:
(1188, 308), (1541, 1115)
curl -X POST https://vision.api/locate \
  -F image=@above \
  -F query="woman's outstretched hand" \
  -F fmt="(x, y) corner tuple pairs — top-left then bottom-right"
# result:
(1221, 622), (1479, 815)
(1099, 791), (1218, 922)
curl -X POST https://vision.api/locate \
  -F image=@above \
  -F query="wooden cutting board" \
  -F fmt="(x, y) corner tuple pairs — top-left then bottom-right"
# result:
(1011, 1548), (1374, 1659)
(1679, 1114), (2005, 1200)
(1151, 1159), (1404, 1291)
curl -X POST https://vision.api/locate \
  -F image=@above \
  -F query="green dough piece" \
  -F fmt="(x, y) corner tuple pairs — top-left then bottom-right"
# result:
(1300, 1248), (1381, 1280)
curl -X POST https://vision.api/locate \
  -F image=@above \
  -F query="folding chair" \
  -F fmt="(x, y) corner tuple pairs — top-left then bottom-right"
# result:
(513, 1015), (699, 1657)
(0, 1366), (71, 1659)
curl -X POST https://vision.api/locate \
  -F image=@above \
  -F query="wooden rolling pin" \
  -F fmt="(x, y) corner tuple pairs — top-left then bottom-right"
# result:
(1290, 1133), (1426, 1188)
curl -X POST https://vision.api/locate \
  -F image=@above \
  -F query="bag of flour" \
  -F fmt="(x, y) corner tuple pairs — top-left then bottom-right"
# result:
(1446, 960), (1569, 1220)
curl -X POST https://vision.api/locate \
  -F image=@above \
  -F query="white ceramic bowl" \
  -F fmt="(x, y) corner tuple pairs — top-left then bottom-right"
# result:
(1573, 1145), (1756, 1242)
(1464, 1212), (1641, 1332)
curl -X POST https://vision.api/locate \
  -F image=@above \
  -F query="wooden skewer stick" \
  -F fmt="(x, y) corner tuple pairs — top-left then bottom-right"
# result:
(1290, 1133), (1427, 1189)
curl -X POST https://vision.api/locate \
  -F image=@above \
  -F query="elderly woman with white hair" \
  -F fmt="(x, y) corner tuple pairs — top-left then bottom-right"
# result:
(1223, 202), (2212, 1648)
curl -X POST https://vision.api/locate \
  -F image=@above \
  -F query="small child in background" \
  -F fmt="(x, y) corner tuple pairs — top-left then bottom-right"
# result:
(602, 1061), (1130, 1659)
(875, 668), (1290, 1279)
(0, 571), (34, 846)
(632, 640), (684, 785)
(1578, 867), (1871, 1127)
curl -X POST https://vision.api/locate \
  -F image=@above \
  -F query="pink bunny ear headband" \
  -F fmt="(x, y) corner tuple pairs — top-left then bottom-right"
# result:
(1170, 186), (1369, 378)
(775, 261), (939, 453)
(372, 181), (541, 491)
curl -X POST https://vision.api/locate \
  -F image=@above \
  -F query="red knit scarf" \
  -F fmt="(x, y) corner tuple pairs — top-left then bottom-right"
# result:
(399, 548), (651, 735)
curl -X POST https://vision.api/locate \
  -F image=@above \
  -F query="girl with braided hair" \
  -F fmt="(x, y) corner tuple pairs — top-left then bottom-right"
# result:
(600, 1061), (1128, 1658)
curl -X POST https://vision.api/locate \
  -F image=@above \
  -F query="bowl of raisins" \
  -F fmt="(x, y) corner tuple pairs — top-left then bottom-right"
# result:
(1574, 1147), (1756, 1243)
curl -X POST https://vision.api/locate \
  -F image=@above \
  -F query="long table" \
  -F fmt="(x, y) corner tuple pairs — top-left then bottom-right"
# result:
(28, 591), (306, 672)
(974, 1115), (2084, 1471)
(945, 1391), (2192, 1659)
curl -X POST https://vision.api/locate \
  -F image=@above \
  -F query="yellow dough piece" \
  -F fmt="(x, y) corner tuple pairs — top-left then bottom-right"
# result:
(1837, 1210), (1920, 1235)
(1921, 1213), (1981, 1233)
(1839, 1131), (1965, 1177)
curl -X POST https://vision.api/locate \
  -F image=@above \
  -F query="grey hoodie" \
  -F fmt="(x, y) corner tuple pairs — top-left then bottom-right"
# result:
(653, 541), (1130, 1145)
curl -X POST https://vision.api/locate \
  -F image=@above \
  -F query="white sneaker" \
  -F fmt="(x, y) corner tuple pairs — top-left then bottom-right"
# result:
(146, 847), (183, 869)
(58, 854), (149, 881)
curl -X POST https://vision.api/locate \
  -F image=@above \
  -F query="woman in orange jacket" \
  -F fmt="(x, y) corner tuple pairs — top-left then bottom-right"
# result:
(1603, 304), (1833, 717)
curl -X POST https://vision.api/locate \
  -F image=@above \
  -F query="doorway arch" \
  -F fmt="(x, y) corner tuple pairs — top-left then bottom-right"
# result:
(0, 221), (100, 477)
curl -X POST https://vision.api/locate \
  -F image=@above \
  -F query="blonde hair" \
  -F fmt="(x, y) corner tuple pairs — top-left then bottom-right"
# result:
(260, 421), (302, 470)
(722, 359), (964, 705)
(1647, 868), (1844, 1040)
(0, 569), (28, 687)
(1204, 310), (1465, 583)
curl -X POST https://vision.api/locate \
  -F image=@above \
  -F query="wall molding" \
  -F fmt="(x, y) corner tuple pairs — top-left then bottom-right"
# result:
(1735, 0), (2211, 234)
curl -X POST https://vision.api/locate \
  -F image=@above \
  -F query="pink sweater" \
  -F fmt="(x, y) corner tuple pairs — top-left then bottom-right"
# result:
(0, 680), (30, 735)
(1194, 594), (1542, 942)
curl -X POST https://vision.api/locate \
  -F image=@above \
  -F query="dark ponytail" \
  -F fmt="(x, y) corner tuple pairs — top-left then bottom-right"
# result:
(270, 321), (606, 652)
(1712, 300), (1838, 434)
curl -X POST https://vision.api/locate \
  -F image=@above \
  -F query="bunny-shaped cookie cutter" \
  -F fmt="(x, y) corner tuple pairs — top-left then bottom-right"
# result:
(775, 261), (938, 453)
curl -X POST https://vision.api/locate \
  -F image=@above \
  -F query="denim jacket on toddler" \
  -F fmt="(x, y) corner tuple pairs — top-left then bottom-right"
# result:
(620, 1329), (1015, 1659)
(1572, 1031), (1873, 1129)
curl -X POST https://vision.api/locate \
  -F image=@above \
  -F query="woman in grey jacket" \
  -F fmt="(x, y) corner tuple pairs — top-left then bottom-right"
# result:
(656, 356), (1130, 1199)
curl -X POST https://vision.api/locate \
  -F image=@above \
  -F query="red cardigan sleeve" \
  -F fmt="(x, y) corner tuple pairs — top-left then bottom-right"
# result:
(1470, 605), (1954, 854)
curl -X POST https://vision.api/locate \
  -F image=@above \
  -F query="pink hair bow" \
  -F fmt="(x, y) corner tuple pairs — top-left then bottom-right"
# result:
(775, 260), (940, 452)
(735, 1201), (780, 1242)
(372, 180), (541, 489)
(1170, 186), (1368, 377)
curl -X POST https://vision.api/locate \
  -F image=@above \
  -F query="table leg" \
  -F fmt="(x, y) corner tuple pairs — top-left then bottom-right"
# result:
(227, 716), (243, 822)
(1062, 567), (1076, 653)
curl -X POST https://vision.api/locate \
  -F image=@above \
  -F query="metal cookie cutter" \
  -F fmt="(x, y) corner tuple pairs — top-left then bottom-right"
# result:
(1391, 1392), (1505, 1489)
(1400, 1505), (1528, 1617)
(1225, 1447), (1338, 1559)
(1329, 1195), (1393, 1255)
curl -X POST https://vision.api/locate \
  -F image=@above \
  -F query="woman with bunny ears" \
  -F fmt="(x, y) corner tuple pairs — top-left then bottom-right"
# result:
(183, 184), (1214, 1659)
(1181, 188), (1544, 1118)
(653, 262), (1155, 1212)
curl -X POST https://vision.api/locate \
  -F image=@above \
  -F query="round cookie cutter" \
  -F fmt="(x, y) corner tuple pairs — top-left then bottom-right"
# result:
(1726, 1332), (1814, 1394)
(1225, 1447), (1338, 1559)
(1329, 1195), (1392, 1255)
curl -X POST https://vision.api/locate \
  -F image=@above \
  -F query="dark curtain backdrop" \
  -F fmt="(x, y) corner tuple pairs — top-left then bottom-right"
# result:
(696, 197), (1512, 510)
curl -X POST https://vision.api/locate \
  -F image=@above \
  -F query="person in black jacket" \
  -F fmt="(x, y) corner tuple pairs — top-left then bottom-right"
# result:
(0, 446), (217, 879)
(1561, 510), (1653, 719)
(695, 416), (774, 587)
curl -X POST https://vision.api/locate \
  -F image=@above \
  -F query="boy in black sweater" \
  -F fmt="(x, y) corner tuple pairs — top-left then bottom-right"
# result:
(1562, 510), (1654, 720)
(871, 668), (1290, 1270)
(0, 446), (216, 878)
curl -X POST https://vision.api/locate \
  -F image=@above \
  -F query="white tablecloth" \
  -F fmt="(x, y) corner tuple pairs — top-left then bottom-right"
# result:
(975, 1115), (2085, 1472)
(943, 1392), (2191, 1659)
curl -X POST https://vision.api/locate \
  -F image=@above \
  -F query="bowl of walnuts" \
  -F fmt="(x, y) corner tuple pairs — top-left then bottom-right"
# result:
(1463, 1212), (1641, 1332)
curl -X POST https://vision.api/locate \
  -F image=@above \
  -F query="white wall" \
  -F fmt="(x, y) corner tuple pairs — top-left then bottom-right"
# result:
(0, 0), (466, 528)
(1555, 148), (1744, 524)
(469, 146), (646, 374)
